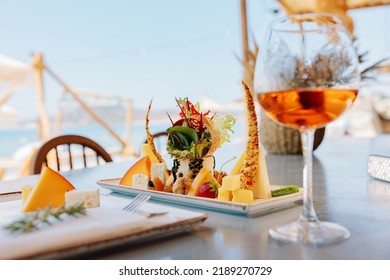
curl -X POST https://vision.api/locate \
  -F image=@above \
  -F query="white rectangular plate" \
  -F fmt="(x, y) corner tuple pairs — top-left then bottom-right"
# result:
(97, 178), (303, 216)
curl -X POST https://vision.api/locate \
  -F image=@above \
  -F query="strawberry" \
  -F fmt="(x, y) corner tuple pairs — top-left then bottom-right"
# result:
(197, 182), (218, 198)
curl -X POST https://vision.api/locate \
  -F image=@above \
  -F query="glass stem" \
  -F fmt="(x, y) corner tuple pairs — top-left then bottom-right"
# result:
(299, 129), (318, 223)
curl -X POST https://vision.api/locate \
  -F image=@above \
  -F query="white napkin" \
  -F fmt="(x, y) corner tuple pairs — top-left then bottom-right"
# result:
(0, 201), (154, 260)
(0, 193), (206, 259)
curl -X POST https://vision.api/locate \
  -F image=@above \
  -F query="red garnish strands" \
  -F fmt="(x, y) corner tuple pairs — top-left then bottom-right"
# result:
(166, 112), (175, 126)
(177, 97), (211, 133)
(171, 97), (212, 136)
(175, 97), (192, 128)
(198, 112), (203, 139)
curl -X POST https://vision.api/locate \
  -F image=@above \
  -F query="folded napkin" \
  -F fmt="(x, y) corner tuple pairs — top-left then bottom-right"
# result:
(0, 200), (160, 260)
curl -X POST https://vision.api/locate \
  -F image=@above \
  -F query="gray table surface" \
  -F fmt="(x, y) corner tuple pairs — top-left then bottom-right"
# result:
(1, 135), (390, 259)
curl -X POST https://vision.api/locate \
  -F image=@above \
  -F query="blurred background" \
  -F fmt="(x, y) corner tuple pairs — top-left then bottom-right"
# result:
(0, 0), (389, 179)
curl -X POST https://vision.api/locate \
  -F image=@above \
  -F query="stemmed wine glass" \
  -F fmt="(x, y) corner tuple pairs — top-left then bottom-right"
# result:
(254, 13), (360, 245)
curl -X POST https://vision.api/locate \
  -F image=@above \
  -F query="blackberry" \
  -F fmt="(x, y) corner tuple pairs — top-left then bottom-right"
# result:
(172, 159), (180, 182)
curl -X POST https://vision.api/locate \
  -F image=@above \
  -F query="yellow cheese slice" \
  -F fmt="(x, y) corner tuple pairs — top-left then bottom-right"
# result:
(253, 147), (272, 199)
(229, 151), (246, 175)
(22, 167), (76, 212)
(140, 143), (162, 164)
(21, 185), (33, 204)
(187, 167), (220, 196)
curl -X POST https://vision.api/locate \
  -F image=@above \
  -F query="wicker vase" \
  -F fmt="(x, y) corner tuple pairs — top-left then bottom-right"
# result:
(259, 108), (325, 154)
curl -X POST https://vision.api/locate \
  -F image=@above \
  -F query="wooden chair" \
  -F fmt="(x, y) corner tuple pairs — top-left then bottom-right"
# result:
(32, 134), (113, 174)
(143, 131), (168, 143)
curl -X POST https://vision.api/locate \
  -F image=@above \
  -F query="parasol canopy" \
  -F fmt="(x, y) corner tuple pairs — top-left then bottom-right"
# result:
(278, 0), (390, 34)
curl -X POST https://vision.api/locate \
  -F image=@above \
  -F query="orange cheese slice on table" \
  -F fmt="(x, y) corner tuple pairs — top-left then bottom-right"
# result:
(22, 167), (76, 212)
(119, 156), (151, 187)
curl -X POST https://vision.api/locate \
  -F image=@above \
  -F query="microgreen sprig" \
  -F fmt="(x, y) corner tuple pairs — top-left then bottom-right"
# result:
(3, 202), (86, 235)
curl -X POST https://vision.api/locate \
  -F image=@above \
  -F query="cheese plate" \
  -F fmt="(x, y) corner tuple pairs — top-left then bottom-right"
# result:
(97, 178), (303, 216)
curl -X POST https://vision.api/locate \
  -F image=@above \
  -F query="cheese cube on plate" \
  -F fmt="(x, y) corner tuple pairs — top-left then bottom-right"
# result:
(132, 174), (149, 190)
(232, 189), (254, 204)
(221, 175), (241, 191)
(217, 188), (232, 201)
(151, 162), (167, 184)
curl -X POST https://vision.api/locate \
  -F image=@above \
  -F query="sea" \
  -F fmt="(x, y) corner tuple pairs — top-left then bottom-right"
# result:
(0, 122), (146, 158)
(0, 102), (376, 181)
(0, 115), (247, 180)
(0, 107), (374, 160)
(0, 117), (246, 154)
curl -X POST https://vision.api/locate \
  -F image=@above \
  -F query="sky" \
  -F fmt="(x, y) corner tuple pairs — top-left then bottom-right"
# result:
(0, 0), (389, 120)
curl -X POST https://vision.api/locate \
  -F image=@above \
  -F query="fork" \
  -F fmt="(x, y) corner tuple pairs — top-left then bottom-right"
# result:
(118, 193), (168, 217)
(122, 194), (151, 212)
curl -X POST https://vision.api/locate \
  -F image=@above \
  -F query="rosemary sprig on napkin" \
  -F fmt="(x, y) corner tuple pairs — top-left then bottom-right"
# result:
(4, 202), (87, 235)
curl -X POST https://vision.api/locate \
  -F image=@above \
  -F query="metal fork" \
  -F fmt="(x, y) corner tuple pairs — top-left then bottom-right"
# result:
(122, 194), (151, 212)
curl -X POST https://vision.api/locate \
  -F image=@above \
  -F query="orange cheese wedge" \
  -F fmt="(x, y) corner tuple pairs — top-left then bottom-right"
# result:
(119, 156), (151, 187)
(22, 167), (76, 212)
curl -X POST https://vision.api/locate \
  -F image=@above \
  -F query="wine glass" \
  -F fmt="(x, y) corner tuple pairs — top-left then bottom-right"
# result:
(254, 13), (360, 245)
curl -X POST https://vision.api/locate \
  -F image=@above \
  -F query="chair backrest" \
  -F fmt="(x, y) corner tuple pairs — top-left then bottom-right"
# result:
(144, 131), (168, 153)
(32, 134), (113, 174)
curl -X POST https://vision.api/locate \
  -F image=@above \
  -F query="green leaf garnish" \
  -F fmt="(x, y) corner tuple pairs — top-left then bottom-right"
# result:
(271, 185), (300, 197)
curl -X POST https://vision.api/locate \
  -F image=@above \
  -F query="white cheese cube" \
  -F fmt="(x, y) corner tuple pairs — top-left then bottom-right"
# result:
(176, 159), (189, 178)
(65, 188), (100, 208)
(151, 162), (167, 184)
(132, 174), (149, 190)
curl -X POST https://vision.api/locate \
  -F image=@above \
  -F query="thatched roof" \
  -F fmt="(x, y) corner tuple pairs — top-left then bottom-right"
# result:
(279, 0), (390, 13)
(278, 0), (390, 34)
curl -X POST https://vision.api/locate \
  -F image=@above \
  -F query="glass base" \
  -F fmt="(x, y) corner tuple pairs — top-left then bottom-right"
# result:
(269, 220), (350, 246)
